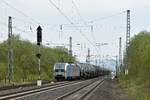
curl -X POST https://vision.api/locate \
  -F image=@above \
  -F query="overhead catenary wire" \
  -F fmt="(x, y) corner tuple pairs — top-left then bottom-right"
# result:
(48, 0), (99, 53)
(48, 0), (74, 25)
(71, 0), (98, 53)
(88, 10), (126, 23)
(87, 10), (127, 58)
(0, 0), (64, 46)
(1, 0), (42, 26)
(13, 26), (54, 44)
(47, 0), (92, 48)
(0, 0), (76, 32)
(0, 0), (79, 33)
(0, 19), (53, 45)
(71, 0), (97, 48)
(90, 25), (97, 46)
(69, 1), (97, 50)
(71, 0), (87, 25)
(0, 16), (81, 49)
(71, 0), (100, 57)
(0, 0), (94, 59)
(0, 0), (128, 63)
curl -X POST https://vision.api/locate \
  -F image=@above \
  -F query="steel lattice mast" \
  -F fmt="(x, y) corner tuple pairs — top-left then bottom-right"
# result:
(119, 37), (122, 73)
(8, 16), (13, 83)
(125, 10), (130, 75)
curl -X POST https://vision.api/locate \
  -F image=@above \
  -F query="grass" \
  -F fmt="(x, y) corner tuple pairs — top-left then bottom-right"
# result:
(119, 75), (150, 100)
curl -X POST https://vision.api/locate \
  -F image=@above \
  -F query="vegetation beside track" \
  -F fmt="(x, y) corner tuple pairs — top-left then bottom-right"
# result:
(0, 35), (75, 84)
(119, 31), (150, 100)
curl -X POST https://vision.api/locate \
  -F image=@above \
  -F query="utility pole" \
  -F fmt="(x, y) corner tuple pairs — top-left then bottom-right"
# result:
(69, 36), (72, 63)
(36, 26), (42, 86)
(115, 56), (118, 78)
(95, 59), (98, 65)
(69, 36), (72, 56)
(86, 48), (90, 64)
(119, 37), (122, 73)
(125, 10), (130, 75)
(60, 25), (62, 45)
(8, 16), (13, 83)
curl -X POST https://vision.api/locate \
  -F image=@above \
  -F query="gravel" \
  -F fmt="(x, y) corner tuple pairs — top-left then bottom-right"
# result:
(0, 81), (68, 97)
(84, 79), (129, 100)
(1, 78), (128, 100)
(62, 80), (101, 100)
(14, 78), (97, 100)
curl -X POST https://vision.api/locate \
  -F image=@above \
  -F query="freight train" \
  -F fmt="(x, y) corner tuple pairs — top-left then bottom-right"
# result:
(54, 63), (110, 80)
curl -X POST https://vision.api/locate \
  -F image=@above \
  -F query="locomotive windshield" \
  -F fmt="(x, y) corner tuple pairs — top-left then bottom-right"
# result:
(55, 63), (65, 69)
(55, 69), (65, 72)
(54, 63), (66, 73)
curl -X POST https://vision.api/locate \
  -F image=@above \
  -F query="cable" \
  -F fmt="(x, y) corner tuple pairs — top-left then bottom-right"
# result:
(1, 0), (41, 25)
(0, 21), (7, 26)
(1, 0), (72, 33)
(71, 0), (99, 54)
(90, 25), (97, 45)
(71, 0), (97, 48)
(13, 26), (54, 44)
(86, 11), (127, 58)
(48, 0), (74, 24)
(48, 0), (99, 53)
(0, 19), (53, 44)
(72, 0), (87, 25)
(48, 0), (91, 49)
(1, 0), (79, 34)
(1, 0), (98, 55)
(88, 11), (126, 23)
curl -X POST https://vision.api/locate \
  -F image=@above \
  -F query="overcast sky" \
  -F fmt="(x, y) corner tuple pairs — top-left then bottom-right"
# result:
(0, 0), (150, 68)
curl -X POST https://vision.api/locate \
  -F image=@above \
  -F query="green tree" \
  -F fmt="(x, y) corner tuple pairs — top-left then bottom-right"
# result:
(0, 35), (75, 84)
(120, 31), (150, 100)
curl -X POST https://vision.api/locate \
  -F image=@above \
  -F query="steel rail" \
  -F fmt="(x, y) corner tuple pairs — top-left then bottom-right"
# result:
(0, 81), (76, 100)
(55, 79), (104, 100)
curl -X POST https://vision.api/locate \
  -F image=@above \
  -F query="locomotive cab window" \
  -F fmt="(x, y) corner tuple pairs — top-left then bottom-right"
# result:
(60, 69), (65, 72)
(55, 69), (59, 72)
(55, 69), (65, 72)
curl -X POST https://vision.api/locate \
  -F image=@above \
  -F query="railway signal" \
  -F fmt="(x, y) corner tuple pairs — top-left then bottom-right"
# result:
(36, 26), (42, 86)
(37, 26), (42, 45)
(36, 53), (41, 58)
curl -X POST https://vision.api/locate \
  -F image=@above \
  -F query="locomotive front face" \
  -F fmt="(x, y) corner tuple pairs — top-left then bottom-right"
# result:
(54, 63), (66, 80)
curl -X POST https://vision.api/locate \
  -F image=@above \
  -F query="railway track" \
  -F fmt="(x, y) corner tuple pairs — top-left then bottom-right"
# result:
(0, 81), (74, 100)
(55, 79), (104, 100)
(0, 81), (50, 91)
(0, 78), (103, 100)
(0, 81), (70, 97)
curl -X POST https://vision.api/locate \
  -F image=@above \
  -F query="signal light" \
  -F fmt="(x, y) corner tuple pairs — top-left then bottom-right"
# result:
(36, 53), (41, 58)
(37, 26), (42, 45)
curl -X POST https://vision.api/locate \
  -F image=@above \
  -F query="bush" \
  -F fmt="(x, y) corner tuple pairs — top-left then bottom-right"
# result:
(120, 31), (150, 100)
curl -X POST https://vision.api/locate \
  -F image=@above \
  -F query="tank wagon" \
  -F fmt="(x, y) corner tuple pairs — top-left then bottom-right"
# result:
(54, 62), (109, 80)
